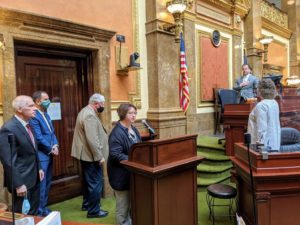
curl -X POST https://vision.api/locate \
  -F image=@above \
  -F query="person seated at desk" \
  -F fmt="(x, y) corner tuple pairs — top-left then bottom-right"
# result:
(233, 64), (259, 103)
(247, 78), (281, 151)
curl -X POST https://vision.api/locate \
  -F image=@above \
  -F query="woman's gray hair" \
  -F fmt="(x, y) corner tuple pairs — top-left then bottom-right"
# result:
(258, 78), (277, 99)
(12, 95), (32, 111)
(89, 93), (105, 104)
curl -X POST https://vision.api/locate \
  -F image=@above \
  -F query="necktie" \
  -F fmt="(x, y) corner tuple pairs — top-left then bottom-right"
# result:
(26, 124), (35, 147)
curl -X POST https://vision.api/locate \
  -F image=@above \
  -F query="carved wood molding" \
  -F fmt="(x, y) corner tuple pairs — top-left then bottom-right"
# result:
(261, 17), (292, 39)
(260, 0), (288, 29)
(198, 0), (250, 17)
(0, 7), (115, 42)
(256, 191), (271, 201)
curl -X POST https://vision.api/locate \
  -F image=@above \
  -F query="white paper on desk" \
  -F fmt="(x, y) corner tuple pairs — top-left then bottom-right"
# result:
(36, 211), (62, 225)
(15, 217), (35, 225)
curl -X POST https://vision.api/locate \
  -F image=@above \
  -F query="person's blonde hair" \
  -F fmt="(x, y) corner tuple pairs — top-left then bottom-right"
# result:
(258, 78), (277, 99)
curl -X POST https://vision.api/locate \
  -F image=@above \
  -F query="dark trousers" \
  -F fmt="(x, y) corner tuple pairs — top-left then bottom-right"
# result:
(13, 183), (40, 215)
(81, 160), (103, 215)
(38, 158), (53, 215)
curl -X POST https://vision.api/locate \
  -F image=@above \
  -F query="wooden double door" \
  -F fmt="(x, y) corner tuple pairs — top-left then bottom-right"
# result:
(15, 42), (93, 203)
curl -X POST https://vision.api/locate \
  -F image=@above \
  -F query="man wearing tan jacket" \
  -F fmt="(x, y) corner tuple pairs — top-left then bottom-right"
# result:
(71, 93), (109, 218)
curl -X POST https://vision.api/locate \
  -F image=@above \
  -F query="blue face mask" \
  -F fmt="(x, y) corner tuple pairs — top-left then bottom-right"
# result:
(22, 196), (30, 215)
(41, 100), (51, 110)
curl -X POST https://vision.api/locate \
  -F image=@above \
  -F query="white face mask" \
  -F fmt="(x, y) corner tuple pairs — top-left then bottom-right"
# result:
(22, 195), (30, 215)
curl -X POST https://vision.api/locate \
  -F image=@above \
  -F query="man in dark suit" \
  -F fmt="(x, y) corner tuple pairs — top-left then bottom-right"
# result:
(0, 95), (44, 215)
(30, 91), (59, 216)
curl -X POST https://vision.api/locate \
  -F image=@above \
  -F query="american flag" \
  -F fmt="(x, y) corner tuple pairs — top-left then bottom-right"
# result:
(179, 33), (190, 113)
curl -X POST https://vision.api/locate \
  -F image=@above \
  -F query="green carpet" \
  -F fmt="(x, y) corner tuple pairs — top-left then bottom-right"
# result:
(197, 136), (225, 150)
(49, 190), (236, 225)
(197, 136), (233, 186)
(49, 196), (116, 224)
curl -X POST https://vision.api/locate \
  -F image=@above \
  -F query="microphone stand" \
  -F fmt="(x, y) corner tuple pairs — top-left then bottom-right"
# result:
(244, 133), (257, 225)
(149, 131), (155, 141)
(8, 133), (16, 225)
(142, 120), (155, 140)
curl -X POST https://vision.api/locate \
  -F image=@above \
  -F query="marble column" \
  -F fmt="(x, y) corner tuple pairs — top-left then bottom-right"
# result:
(145, 0), (187, 138)
(0, 33), (10, 207)
(244, 0), (264, 77)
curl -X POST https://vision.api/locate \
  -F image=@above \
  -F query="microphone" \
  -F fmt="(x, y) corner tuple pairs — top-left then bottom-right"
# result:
(141, 120), (155, 136)
(244, 133), (251, 146)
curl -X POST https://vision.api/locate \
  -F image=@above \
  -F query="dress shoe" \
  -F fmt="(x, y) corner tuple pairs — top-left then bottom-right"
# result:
(100, 209), (108, 213)
(87, 211), (109, 218)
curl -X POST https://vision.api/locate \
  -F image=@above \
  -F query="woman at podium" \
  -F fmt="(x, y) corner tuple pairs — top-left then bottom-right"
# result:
(247, 78), (281, 151)
(107, 103), (142, 225)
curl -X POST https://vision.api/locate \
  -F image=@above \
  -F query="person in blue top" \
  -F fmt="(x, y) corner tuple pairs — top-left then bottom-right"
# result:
(30, 91), (59, 216)
(108, 103), (141, 225)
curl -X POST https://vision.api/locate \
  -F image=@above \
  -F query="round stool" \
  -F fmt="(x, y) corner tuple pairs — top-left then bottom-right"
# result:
(206, 183), (237, 225)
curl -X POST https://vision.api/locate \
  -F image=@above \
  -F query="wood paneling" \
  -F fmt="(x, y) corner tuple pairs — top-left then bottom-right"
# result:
(232, 143), (300, 225)
(199, 35), (229, 102)
(122, 135), (203, 225)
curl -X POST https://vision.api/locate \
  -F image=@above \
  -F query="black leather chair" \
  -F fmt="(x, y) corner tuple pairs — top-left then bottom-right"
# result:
(214, 88), (223, 134)
(217, 89), (239, 143)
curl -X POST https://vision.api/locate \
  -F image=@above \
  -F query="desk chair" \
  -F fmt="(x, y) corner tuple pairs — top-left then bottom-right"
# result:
(214, 88), (223, 134)
(217, 89), (239, 143)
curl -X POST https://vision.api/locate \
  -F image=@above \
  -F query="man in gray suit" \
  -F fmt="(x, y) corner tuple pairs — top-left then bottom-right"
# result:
(71, 93), (109, 218)
(233, 64), (259, 103)
(0, 95), (44, 215)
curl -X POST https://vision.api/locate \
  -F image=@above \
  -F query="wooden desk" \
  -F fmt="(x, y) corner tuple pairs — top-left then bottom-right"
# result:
(223, 94), (300, 156)
(231, 143), (300, 225)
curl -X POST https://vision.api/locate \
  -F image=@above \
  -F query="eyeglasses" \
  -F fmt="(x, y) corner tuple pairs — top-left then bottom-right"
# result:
(127, 111), (137, 115)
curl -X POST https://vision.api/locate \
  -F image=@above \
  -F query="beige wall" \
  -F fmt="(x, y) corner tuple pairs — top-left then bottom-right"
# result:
(0, 0), (136, 102)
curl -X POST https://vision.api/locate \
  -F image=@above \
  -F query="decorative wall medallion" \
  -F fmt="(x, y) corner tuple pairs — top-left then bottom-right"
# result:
(211, 30), (221, 47)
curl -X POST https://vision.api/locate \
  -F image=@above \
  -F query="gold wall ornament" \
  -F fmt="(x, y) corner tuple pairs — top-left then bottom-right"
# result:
(164, 0), (194, 42)
(260, 0), (288, 29)
(258, 36), (273, 63)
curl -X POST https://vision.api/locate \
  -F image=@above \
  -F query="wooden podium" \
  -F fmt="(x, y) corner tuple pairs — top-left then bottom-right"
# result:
(231, 143), (300, 225)
(223, 103), (256, 155)
(122, 134), (203, 225)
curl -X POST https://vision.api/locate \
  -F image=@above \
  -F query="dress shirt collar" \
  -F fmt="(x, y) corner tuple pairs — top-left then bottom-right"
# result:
(14, 114), (28, 128)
